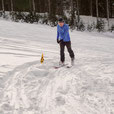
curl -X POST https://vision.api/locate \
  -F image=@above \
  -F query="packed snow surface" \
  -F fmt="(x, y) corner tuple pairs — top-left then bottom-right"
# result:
(0, 20), (114, 114)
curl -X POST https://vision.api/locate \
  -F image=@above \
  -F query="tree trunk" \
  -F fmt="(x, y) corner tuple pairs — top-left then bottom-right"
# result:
(71, 0), (73, 12)
(71, 0), (74, 25)
(90, 0), (93, 16)
(11, 0), (14, 12)
(77, 0), (80, 23)
(96, 0), (99, 20)
(71, 0), (76, 28)
(29, 0), (32, 12)
(32, 0), (35, 12)
(106, 0), (109, 28)
(2, 0), (5, 12)
(48, 0), (51, 15)
(48, 0), (51, 21)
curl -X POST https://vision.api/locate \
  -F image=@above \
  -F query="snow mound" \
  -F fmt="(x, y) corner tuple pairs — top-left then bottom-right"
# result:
(0, 59), (114, 114)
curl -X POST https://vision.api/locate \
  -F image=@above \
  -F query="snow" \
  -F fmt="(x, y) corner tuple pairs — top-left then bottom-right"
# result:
(0, 20), (114, 114)
(80, 16), (114, 27)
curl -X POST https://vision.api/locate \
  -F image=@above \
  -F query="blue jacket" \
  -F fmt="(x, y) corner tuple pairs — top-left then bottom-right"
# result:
(57, 24), (70, 42)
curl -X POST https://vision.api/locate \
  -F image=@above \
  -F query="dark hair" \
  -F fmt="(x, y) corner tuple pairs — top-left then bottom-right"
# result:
(58, 18), (64, 23)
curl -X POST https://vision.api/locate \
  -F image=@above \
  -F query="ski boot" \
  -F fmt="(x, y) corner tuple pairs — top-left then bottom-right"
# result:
(59, 61), (65, 67)
(71, 58), (75, 66)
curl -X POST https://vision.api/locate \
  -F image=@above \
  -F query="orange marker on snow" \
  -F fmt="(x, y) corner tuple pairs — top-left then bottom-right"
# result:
(40, 53), (44, 64)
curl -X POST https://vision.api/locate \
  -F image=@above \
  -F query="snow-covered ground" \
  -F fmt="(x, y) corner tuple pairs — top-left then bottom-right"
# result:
(0, 20), (114, 114)
(80, 16), (114, 26)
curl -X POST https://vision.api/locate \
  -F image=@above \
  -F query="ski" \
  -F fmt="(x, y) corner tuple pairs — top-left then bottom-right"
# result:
(54, 64), (68, 69)
(54, 63), (74, 69)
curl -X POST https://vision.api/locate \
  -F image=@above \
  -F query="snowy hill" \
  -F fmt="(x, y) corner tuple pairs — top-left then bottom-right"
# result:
(0, 20), (114, 114)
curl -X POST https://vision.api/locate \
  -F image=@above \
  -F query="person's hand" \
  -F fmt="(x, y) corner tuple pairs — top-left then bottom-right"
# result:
(57, 39), (63, 44)
(60, 39), (63, 44)
(57, 39), (60, 44)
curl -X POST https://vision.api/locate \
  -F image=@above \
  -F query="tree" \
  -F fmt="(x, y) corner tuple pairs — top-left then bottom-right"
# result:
(56, 0), (64, 16)
(14, 0), (30, 11)
(32, 0), (35, 13)
(48, 0), (51, 15)
(96, 0), (99, 20)
(70, 0), (77, 29)
(2, 0), (5, 12)
(48, 0), (57, 25)
(76, 0), (80, 29)
(106, 0), (109, 28)
(29, 0), (32, 12)
(11, 0), (14, 12)
(70, 0), (74, 26)
(90, 0), (93, 16)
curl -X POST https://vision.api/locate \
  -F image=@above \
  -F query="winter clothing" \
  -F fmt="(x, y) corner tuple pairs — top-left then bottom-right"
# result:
(57, 24), (70, 42)
(60, 41), (75, 63)
(58, 18), (64, 23)
(57, 39), (63, 44)
(57, 23), (75, 63)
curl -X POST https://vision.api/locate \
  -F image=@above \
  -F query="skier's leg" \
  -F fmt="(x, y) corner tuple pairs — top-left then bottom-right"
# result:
(60, 42), (65, 63)
(66, 41), (75, 60)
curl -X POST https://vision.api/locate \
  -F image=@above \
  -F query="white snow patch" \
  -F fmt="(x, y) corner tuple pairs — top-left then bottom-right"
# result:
(0, 20), (114, 114)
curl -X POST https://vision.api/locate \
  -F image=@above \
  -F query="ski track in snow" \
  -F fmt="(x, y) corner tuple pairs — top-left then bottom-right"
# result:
(0, 20), (114, 114)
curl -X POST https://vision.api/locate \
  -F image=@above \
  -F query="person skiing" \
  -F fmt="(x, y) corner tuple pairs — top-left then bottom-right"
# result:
(57, 18), (75, 66)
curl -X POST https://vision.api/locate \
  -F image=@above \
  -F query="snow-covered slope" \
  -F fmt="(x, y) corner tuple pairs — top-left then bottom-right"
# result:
(0, 20), (114, 114)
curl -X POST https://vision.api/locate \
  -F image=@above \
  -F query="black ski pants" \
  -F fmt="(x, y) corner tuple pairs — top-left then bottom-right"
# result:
(60, 41), (75, 62)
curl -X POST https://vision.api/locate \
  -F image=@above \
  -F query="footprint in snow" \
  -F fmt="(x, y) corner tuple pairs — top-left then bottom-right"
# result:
(55, 96), (66, 106)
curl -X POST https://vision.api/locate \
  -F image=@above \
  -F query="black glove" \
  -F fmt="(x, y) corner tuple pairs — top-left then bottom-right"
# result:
(57, 39), (63, 44)
(59, 39), (63, 44)
(57, 39), (60, 44)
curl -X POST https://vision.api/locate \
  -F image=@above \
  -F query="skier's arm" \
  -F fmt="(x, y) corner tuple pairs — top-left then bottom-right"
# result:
(57, 31), (59, 40)
(57, 31), (60, 43)
(57, 26), (60, 43)
(57, 25), (59, 40)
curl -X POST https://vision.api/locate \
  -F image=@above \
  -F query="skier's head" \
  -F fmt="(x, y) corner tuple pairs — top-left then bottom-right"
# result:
(58, 18), (64, 27)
